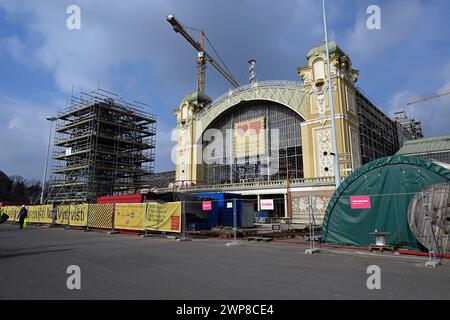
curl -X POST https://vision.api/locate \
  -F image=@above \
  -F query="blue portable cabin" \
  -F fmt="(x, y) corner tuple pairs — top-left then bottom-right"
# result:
(197, 192), (253, 228)
(187, 199), (218, 230)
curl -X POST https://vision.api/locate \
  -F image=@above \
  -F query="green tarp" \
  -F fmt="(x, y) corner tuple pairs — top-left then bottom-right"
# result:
(321, 156), (450, 249)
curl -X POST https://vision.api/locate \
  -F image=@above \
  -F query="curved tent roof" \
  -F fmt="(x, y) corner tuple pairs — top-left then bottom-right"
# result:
(321, 156), (450, 249)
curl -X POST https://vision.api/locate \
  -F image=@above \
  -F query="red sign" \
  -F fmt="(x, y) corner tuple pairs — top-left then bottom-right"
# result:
(350, 196), (371, 209)
(260, 199), (274, 210)
(202, 201), (212, 211)
(171, 216), (180, 231)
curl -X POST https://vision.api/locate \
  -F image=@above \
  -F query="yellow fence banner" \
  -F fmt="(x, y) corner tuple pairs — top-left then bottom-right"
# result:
(28, 206), (39, 223)
(28, 205), (53, 223)
(88, 204), (113, 229)
(38, 205), (53, 223)
(69, 204), (88, 227)
(3, 202), (181, 233)
(114, 203), (145, 230)
(3, 206), (20, 222)
(145, 202), (181, 233)
(56, 205), (71, 225)
(41, 205), (54, 223)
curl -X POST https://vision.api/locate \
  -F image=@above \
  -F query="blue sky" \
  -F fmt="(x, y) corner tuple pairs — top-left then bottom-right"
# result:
(1, 0), (450, 179)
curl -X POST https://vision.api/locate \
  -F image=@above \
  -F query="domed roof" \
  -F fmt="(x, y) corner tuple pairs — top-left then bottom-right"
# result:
(306, 41), (345, 60)
(183, 91), (212, 104)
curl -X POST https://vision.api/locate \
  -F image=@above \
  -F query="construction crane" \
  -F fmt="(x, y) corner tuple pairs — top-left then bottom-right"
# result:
(166, 14), (240, 95)
(406, 87), (450, 105)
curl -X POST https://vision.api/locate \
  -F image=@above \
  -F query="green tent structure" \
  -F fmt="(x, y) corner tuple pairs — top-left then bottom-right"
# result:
(321, 156), (450, 250)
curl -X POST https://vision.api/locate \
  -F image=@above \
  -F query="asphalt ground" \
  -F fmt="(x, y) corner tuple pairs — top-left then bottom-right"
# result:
(0, 223), (449, 300)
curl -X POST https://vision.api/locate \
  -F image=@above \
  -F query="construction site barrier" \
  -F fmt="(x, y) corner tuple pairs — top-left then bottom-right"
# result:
(145, 202), (181, 233)
(69, 204), (88, 227)
(1, 202), (182, 234)
(56, 205), (71, 226)
(28, 205), (53, 224)
(88, 204), (114, 230)
(1, 196), (448, 263)
(114, 203), (146, 231)
(3, 206), (20, 222)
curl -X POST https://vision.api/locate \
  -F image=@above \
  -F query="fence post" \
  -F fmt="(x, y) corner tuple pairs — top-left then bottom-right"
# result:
(422, 192), (441, 268)
(177, 200), (191, 241)
(233, 198), (237, 242)
(108, 204), (119, 234)
(87, 204), (90, 231)
(64, 204), (71, 230)
(84, 204), (91, 232)
(226, 198), (242, 246)
(305, 195), (320, 254)
(145, 203), (148, 237)
(141, 203), (150, 238)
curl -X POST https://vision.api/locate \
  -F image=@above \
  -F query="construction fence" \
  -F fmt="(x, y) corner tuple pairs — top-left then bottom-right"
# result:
(2, 202), (182, 234)
(2, 193), (448, 257)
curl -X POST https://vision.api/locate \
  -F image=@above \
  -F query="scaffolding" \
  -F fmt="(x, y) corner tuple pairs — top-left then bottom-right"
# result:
(46, 89), (156, 204)
(356, 90), (400, 165)
(393, 110), (424, 140)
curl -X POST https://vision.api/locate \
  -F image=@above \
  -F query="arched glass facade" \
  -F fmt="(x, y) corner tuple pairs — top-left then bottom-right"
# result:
(202, 100), (304, 185)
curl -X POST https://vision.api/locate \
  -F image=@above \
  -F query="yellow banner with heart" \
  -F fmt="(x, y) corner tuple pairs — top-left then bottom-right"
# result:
(234, 117), (266, 158)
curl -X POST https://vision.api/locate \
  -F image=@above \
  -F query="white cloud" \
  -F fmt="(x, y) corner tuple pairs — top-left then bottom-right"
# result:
(1, 0), (324, 94)
(1, 35), (31, 65)
(387, 90), (415, 115)
(344, 0), (422, 60)
(387, 86), (450, 138)
(1, 0), (176, 92)
(0, 94), (59, 178)
(154, 127), (177, 172)
(409, 98), (450, 137)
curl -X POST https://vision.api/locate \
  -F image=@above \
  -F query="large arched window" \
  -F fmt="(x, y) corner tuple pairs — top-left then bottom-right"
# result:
(202, 100), (305, 185)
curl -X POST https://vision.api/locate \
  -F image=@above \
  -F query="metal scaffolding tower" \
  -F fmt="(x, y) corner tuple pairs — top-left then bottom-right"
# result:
(46, 89), (156, 204)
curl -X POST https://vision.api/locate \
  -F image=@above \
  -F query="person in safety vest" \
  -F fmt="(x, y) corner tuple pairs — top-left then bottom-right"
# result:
(18, 205), (28, 229)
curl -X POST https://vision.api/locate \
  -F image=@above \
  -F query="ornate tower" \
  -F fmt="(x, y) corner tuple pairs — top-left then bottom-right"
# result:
(173, 91), (211, 184)
(298, 41), (361, 179)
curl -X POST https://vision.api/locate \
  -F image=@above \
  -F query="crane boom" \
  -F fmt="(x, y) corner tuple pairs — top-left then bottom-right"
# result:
(406, 87), (450, 105)
(167, 14), (240, 90)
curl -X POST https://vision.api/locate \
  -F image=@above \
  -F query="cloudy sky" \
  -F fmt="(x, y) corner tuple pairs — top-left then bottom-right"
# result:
(1, 0), (449, 179)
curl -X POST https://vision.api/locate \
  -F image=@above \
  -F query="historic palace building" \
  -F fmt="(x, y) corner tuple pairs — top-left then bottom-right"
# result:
(171, 42), (415, 223)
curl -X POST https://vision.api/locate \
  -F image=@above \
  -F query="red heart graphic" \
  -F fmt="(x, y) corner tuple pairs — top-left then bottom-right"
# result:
(237, 124), (248, 136)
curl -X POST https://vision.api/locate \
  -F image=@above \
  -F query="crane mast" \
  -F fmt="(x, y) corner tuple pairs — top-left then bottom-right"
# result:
(197, 31), (206, 94)
(167, 14), (240, 95)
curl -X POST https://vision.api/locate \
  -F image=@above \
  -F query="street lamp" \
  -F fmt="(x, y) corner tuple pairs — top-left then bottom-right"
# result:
(40, 116), (57, 204)
(322, 0), (341, 188)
